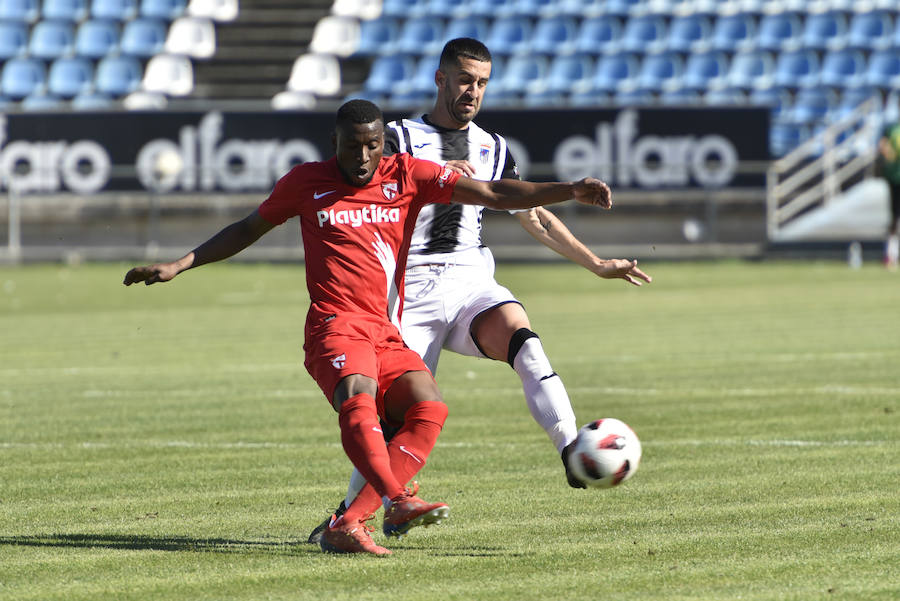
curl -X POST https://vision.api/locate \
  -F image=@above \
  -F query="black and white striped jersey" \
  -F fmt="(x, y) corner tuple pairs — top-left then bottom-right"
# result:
(385, 115), (519, 266)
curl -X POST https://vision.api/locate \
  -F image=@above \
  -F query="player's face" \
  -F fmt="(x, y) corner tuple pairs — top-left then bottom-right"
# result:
(438, 57), (491, 127)
(333, 120), (384, 187)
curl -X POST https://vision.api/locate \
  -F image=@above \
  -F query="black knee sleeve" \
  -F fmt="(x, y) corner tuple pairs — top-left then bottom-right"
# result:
(507, 328), (539, 367)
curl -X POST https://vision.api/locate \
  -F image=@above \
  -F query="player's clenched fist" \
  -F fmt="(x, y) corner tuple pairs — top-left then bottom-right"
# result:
(572, 178), (611, 209)
(123, 263), (179, 286)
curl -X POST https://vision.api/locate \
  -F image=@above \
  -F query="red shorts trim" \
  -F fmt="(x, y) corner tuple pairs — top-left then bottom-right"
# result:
(304, 306), (429, 417)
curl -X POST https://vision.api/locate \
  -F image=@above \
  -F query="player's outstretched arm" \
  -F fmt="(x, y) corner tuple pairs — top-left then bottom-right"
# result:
(123, 210), (275, 286)
(516, 208), (652, 287)
(451, 177), (612, 211)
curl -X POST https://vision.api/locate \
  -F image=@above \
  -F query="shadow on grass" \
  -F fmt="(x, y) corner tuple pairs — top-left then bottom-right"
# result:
(0, 534), (319, 555)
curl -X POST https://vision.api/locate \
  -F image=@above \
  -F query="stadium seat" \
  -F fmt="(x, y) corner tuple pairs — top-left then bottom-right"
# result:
(511, 0), (558, 18)
(392, 16), (444, 56)
(863, 50), (900, 90)
(381, 0), (426, 18)
(818, 49), (867, 89)
(531, 16), (578, 56)
(801, 10), (848, 52)
(770, 121), (804, 157)
(523, 89), (568, 108)
(605, 0), (642, 17)
(772, 49), (820, 89)
(468, 0), (516, 18)
(186, 0), (236, 21)
(310, 16), (360, 57)
(75, 19), (119, 58)
(406, 55), (439, 94)
(354, 17), (399, 57)
(90, 0), (137, 20)
(122, 89), (167, 108)
(660, 88), (701, 106)
(709, 12), (755, 53)
(679, 51), (728, 92)
(1, 57), (46, 100)
(832, 86), (880, 123)
(495, 54), (547, 95)
(788, 87), (837, 125)
(442, 17), (490, 44)
(0, 21), (28, 59)
(666, 14), (711, 53)
(120, 18), (166, 56)
(756, 12), (803, 52)
(164, 16), (216, 59)
(286, 53), (341, 97)
(271, 90), (316, 111)
(363, 54), (415, 96)
(634, 52), (683, 94)
(47, 56), (93, 97)
(544, 54), (594, 95)
(749, 86), (792, 121)
(419, 0), (470, 18)
(0, 0), (39, 21)
(94, 54), (142, 96)
(141, 53), (193, 96)
(704, 87), (748, 106)
(724, 50), (775, 91)
(71, 90), (114, 109)
(386, 89), (431, 108)
(43, 0), (88, 21)
(588, 53), (640, 94)
(614, 87), (655, 106)
(21, 92), (64, 110)
(483, 16), (532, 56)
(557, 0), (605, 18)
(619, 15), (667, 55)
(572, 15), (622, 57)
(846, 11), (893, 52)
(139, 0), (185, 20)
(29, 21), (76, 60)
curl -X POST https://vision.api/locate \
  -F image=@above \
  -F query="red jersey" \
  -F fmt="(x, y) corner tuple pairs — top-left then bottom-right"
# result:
(258, 153), (460, 327)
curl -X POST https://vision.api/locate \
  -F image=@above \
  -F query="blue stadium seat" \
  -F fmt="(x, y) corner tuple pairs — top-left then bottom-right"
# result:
(619, 15), (667, 55)
(544, 54), (594, 95)
(709, 12), (755, 53)
(605, 0), (642, 17)
(756, 12), (803, 52)
(864, 50), (900, 89)
(818, 49), (867, 89)
(750, 86), (792, 121)
(442, 18), (490, 44)
(21, 92), (64, 110)
(421, 0), (469, 18)
(772, 49), (820, 89)
(406, 56), (438, 94)
(770, 121), (804, 157)
(557, 0), (605, 18)
(704, 87), (748, 106)
(679, 51), (728, 92)
(511, 0), (558, 17)
(0, 21), (28, 59)
(468, 0), (515, 18)
(573, 15), (622, 57)
(660, 88), (701, 106)
(0, 0), (39, 21)
(90, 0), (137, 20)
(354, 18), (400, 57)
(614, 87), (654, 106)
(483, 16), (532, 56)
(725, 50), (775, 91)
(75, 19), (120, 58)
(381, 0), (426, 18)
(832, 86), (880, 122)
(387, 89), (432, 108)
(588, 53), (640, 94)
(801, 11), (848, 52)
(531, 16), (578, 56)
(47, 56), (93, 97)
(495, 54), (547, 95)
(29, 21), (76, 60)
(846, 11), (893, 51)
(1, 57), (46, 100)
(392, 16), (444, 56)
(634, 52), (683, 94)
(363, 55), (415, 96)
(72, 91), (114, 109)
(788, 87), (837, 125)
(666, 14), (711, 53)
(43, 0), (88, 20)
(568, 89), (611, 107)
(139, 0), (185, 20)
(94, 54), (142, 96)
(120, 18), (166, 57)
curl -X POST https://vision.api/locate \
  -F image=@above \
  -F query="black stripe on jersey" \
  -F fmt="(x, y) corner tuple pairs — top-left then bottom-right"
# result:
(383, 127), (400, 157)
(422, 122), (479, 254)
(399, 120), (412, 155)
(490, 132), (503, 180)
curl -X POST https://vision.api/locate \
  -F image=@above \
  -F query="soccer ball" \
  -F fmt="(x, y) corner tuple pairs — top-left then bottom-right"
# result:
(567, 418), (642, 488)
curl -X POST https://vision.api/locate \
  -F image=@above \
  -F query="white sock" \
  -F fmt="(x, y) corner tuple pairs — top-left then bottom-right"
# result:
(887, 235), (899, 263)
(343, 468), (368, 508)
(511, 337), (578, 453)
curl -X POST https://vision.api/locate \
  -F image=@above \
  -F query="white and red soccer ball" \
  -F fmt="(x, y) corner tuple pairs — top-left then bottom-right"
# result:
(568, 418), (642, 488)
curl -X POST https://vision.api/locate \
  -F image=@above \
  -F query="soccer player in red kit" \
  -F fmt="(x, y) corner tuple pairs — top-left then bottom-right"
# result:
(124, 99), (612, 555)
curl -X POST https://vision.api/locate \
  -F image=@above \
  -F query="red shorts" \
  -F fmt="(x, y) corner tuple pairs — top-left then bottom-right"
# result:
(303, 304), (429, 418)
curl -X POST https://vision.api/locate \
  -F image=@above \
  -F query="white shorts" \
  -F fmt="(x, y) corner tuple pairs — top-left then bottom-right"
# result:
(401, 247), (519, 375)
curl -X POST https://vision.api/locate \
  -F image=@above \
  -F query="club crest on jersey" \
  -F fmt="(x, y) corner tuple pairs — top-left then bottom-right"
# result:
(331, 353), (346, 369)
(480, 144), (491, 164)
(382, 182), (398, 200)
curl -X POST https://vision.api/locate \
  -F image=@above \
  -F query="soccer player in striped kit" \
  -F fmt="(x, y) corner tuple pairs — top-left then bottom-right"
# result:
(309, 39), (651, 543)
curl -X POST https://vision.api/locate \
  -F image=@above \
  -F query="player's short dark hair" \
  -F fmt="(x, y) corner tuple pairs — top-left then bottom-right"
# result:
(335, 99), (383, 129)
(439, 38), (492, 71)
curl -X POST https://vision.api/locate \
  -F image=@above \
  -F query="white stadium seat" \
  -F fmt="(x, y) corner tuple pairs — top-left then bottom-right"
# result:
(331, 0), (382, 21)
(186, 0), (236, 21)
(142, 53), (194, 95)
(287, 53), (341, 96)
(310, 15), (360, 57)
(165, 16), (216, 59)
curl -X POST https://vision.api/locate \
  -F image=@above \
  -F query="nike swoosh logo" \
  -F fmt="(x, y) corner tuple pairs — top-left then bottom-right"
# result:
(313, 190), (336, 199)
(373, 426), (383, 434)
(398, 445), (422, 464)
(413, 143), (431, 149)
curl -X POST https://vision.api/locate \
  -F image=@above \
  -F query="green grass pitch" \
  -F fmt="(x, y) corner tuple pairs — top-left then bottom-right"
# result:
(1, 260), (898, 601)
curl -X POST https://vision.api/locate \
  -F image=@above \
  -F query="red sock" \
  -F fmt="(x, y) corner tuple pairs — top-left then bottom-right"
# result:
(338, 393), (404, 512)
(344, 400), (448, 520)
